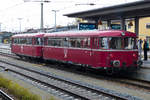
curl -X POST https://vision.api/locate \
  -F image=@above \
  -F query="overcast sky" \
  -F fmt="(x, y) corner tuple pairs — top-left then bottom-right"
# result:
(0, 0), (141, 32)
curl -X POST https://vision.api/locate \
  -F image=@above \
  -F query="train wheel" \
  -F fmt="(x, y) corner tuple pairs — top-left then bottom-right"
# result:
(17, 55), (23, 59)
(106, 68), (114, 75)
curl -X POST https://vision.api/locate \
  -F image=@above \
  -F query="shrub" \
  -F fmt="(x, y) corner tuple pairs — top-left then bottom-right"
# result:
(0, 75), (41, 100)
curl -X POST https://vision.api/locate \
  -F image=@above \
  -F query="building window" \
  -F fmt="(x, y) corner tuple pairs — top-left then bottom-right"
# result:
(146, 23), (150, 29)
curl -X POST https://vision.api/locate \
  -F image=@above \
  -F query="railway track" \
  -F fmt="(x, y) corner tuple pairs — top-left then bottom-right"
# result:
(0, 59), (141, 100)
(0, 89), (14, 100)
(1, 51), (150, 91)
(2, 51), (150, 92)
(0, 47), (149, 99)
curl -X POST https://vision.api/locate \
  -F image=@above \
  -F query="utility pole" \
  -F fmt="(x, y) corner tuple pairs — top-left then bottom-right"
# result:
(52, 10), (59, 31)
(24, 0), (51, 32)
(39, 0), (51, 32)
(18, 18), (23, 33)
(0, 23), (1, 32)
(41, 2), (44, 31)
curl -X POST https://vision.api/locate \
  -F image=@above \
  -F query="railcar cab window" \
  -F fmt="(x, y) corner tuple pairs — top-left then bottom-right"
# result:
(124, 37), (136, 49)
(99, 37), (109, 49)
(81, 38), (90, 48)
(109, 37), (122, 49)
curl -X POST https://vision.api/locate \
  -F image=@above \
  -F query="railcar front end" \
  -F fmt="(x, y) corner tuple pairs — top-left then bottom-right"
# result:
(11, 33), (44, 59)
(92, 36), (141, 74)
(42, 30), (141, 74)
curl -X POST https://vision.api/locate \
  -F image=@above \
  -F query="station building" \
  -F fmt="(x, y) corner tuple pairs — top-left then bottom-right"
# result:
(97, 17), (150, 42)
(64, 1), (150, 44)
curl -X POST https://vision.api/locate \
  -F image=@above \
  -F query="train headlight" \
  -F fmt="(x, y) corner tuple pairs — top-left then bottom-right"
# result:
(133, 53), (137, 58)
(113, 60), (120, 67)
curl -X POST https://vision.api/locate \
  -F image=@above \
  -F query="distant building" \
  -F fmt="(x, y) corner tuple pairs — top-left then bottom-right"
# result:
(125, 17), (150, 44)
(0, 32), (13, 43)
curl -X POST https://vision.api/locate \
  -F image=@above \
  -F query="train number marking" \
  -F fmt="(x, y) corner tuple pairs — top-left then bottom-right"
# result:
(64, 49), (68, 58)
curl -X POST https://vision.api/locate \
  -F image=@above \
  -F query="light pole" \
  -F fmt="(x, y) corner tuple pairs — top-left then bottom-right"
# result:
(75, 3), (95, 6)
(39, 0), (51, 32)
(41, 2), (44, 31)
(52, 10), (59, 31)
(24, 0), (51, 32)
(18, 18), (23, 33)
(0, 23), (1, 32)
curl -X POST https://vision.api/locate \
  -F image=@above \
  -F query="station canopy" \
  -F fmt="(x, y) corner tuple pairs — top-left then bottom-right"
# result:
(64, 1), (150, 21)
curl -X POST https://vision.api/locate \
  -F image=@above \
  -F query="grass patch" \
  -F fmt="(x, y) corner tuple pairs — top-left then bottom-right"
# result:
(49, 96), (56, 100)
(0, 75), (41, 100)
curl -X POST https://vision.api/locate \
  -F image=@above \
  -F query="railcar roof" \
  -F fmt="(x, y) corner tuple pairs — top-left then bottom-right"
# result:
(44, 30), (136, 37)
(12, 33), (45, 38)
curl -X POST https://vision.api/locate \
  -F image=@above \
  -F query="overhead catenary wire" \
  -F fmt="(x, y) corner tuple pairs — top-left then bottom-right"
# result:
(0, 2), (25, 13)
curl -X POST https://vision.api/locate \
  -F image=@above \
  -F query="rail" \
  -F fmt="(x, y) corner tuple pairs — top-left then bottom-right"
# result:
(0, 90), (14, 100)
(0, 60), (142, 100)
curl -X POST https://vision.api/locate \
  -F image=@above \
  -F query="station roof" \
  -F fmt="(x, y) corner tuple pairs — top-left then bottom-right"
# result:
(64, 1), (150, 20)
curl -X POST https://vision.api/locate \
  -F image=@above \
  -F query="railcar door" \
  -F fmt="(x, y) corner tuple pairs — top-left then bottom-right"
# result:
(33, 37), (43, 58)
(91, 37), (101, 68)
(91, 37), (109, 68)
(67, 37), (91, 65)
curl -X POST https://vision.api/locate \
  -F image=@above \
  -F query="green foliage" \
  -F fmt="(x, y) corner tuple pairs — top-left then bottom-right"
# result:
(0, 75), (41, 100)
(49, 96), (56, 100)
(0, 76), (11, 88)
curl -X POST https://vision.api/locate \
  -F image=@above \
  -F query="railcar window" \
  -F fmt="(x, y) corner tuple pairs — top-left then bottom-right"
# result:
(93, 37), (99, 48)
(99, 37), (108, 49)
(62, 38), (68, 47)
(69, 38), (76, 47)
(109, 37), (122, 49)
(20, 38), (26, 44)
(16, 38), (19, 44)
(48, 38), (53, 46)
(69, 37), (90, 48)
(54, 38), (62, 46)
(19, 38), (23, 44)
(26, 38), (32, 45)
(76, 38), (81, 48)
(18, 38), (21, 44)
(47, 38), (63, 46)
(46, 37), (90, 48)
(124, 37), (136, 49)
(84, 38), (90, 48)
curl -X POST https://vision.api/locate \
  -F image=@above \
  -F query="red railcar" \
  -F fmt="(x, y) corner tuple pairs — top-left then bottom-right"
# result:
(43, 30), (141, 73)
(11, 33), (44, 58)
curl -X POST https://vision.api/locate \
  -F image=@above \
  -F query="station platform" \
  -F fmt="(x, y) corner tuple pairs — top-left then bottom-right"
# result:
(140, 51), (150, 68)
(141, 59), (150, 68)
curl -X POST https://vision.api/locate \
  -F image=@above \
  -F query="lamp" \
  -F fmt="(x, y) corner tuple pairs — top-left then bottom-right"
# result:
(128, 21), (133, 26)
(98, 20), (102, 25)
